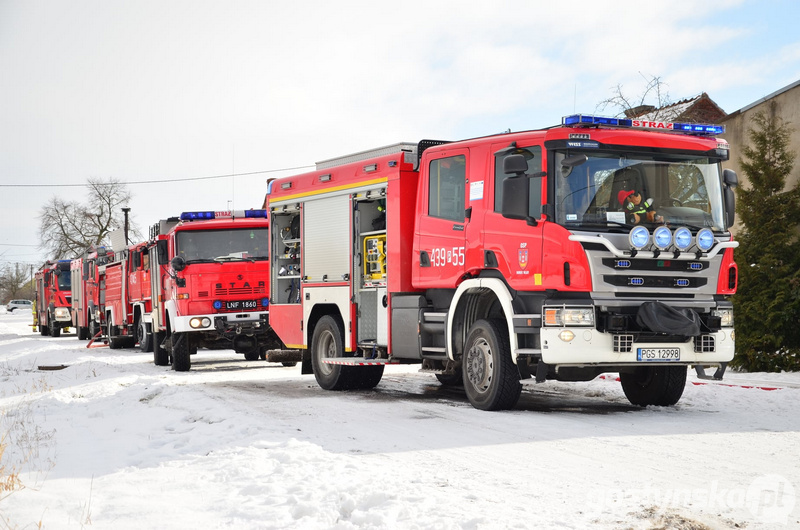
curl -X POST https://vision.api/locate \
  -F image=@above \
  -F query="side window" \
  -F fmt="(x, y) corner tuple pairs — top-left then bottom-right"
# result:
(428, 155), (466, 221)
(494, 146), (542, 216)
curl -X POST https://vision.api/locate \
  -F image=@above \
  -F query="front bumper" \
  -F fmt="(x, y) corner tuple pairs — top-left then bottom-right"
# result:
(172, 311), (269, 335)
(540, 327), (734, 365)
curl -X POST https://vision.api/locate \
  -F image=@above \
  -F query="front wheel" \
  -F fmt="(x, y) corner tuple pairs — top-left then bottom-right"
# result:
(49, 314), (61, 338)
(311, 315), (354, 390)
(620, 366), (687, 406)
(170, 332), (195, 372)
(153, 331), (169, 366)
(462, 319), (521, 411)
(138, 321), (152, 352)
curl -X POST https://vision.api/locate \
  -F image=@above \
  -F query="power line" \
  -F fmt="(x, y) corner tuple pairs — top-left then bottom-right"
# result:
(0, 165), (314, 188)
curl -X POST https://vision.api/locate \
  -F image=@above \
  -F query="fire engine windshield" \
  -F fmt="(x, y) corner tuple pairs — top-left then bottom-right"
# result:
(176, 228), (269, 262)
(554, 151), (727, 231)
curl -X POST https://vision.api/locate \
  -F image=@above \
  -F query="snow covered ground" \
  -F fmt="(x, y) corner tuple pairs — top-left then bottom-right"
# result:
(1, 308), (798, 529)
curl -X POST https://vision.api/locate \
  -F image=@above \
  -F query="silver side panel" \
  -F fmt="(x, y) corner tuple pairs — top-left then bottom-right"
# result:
(316, 143), (416, 170)
(304, 194), (350, 282)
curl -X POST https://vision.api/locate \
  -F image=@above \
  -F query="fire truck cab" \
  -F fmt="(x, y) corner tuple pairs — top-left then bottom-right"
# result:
(265, 115), (738, 410)
(147, 210), (287, 371)
(36, 259), (73, 337)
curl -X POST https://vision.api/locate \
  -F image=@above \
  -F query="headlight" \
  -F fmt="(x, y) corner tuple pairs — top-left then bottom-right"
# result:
(54, 307), (70, 319)
(697, 228), (715, 252)
(629, 226), (649, 250)
(544, 307), (595, 327)
(189, 317), (211, 329)
(653, 226), (672, 250)
(674, 227), (692, 251)
(713, 309), (734, 327)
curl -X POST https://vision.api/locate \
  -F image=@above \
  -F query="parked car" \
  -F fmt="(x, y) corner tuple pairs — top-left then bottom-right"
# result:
(6, 299), (33, 312)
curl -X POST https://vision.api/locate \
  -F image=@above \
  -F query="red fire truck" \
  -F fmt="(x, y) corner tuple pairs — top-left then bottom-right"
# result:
(102, 241), (152, 349)
(264, 115), (739, 410)
(126, 240), (155, 351)
(35, 259), (73, 337)
(71, 247), (112, 340)
(147, 210), (288, 371)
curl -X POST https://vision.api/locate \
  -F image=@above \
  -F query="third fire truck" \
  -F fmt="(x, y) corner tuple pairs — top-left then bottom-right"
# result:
(147, 210), (288, 371)
(264, 115), (739, 410)
(35, 259), (73, 337)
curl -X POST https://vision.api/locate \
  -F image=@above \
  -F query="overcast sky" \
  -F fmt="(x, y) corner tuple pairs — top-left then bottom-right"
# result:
(1, 0), (799, 267)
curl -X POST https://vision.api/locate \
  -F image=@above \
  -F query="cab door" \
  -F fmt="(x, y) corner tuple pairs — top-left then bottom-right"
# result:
(414, 148), (469, 289)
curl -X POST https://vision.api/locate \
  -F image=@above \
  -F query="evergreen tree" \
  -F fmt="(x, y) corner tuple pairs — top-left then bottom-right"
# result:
(732, 101), (800, 371)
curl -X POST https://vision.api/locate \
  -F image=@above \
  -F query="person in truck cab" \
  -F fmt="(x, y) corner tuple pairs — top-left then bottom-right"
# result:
(618, 189), (662, 224)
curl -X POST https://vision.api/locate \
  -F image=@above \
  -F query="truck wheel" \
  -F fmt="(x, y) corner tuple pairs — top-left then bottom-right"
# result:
(620, 366), (687, 406)
(243, 349), (260, 361)
(77, 326), (89, 340)
(153, 331), (169, 366)
(40, 321), (50, 336)
(138, 321), (152, 352)
(108, 325), (121, 349)
(49, 315), (61, 338)
(89, 319), (100, 340)
(171, 332), (193, 372)
(311, 315), (356, 390)
(354, 365), (384, 389)
(462, 319), (521, 411)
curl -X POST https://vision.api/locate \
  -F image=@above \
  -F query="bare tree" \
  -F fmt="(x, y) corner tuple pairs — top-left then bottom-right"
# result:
(0, 263), (35, 301)
(38, 177), (139, 258)
(596, 73), (672, 119)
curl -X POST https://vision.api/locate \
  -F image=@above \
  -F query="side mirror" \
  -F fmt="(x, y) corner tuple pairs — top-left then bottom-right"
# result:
(723, 169), (738, 228)
(503, 154), (528, 175)
(502, 175), (530, 220)
(156, 240), (168, 263)
(171, 256), (186, 272)
(723, 168), (738, 188)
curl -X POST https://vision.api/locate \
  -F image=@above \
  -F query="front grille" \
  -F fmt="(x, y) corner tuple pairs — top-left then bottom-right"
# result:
(614, 334), (634, 353)
(214, 285), (267, 296)
(694, 334), (716, 353)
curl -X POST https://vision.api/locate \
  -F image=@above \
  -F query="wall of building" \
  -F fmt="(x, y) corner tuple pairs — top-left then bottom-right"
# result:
(719, 80), (800, 233)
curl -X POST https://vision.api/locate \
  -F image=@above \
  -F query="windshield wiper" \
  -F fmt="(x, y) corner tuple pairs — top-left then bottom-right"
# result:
(185, 258), (221, 264)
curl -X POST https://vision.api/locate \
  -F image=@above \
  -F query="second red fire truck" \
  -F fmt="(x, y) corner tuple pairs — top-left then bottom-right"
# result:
(264, 115), (739, 410)
(147, 210), (288, 371)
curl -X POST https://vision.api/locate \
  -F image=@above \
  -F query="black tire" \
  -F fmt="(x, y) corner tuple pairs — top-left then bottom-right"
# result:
(282, 362), (298, 367)
(170, 332), (194, 372)
(620, 365), (687, 406)
(354, 365), (384, 389)
(153, 331), (169, 366)
(243, 349), (260, 361)
(311, 315), (355, 390)
(108, 323), (121, 349)
(89, 319), (100, 340)
(462, 319), (521, 411)
(78, 326), (89, 340)
(138, 321), (152, 352)
(40, 321), (50, 336)
(49, 315), (61, 338)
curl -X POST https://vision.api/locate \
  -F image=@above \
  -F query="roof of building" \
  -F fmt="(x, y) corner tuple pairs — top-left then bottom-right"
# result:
(628, 93), (727, 123)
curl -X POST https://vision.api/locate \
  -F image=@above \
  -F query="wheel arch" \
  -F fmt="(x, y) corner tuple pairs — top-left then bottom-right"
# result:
(306, 303), (345, 350)
(447, 277), (517, 363)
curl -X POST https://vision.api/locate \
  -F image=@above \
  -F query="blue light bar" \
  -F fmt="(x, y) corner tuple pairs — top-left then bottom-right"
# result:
(244, 209), (268, 218)
(563, 114), (724, 136)
(563, 114), (632, 127)
(180, 211), (215, 221)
